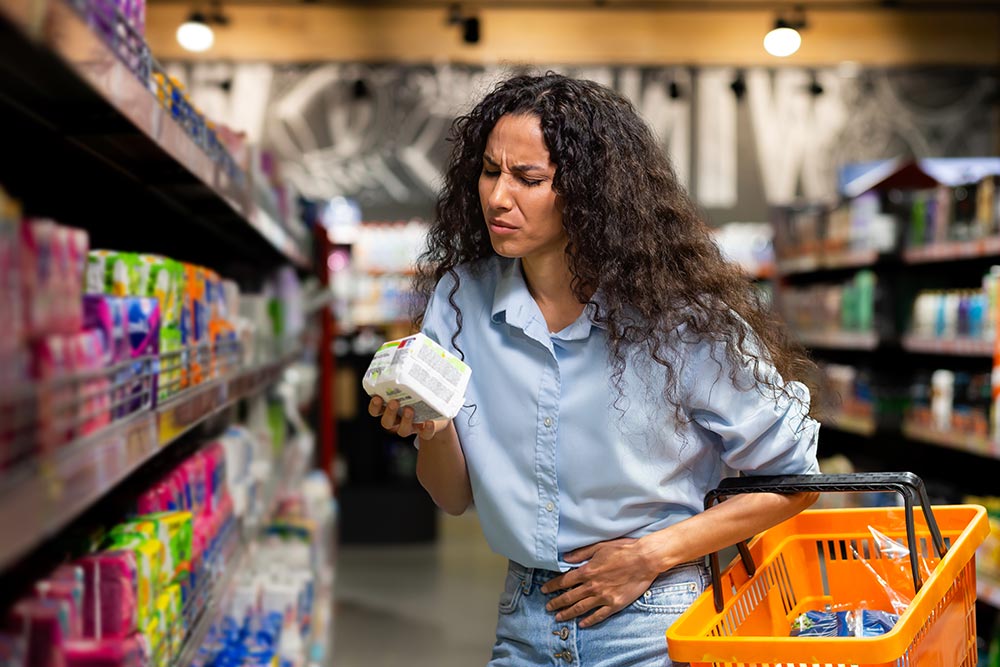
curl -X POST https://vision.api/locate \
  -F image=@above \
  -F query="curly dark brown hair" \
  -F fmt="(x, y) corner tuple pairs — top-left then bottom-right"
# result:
(414, 72), (820, 418)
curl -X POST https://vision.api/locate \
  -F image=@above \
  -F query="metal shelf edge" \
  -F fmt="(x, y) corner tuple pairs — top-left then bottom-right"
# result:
(0, 355), (295, 571)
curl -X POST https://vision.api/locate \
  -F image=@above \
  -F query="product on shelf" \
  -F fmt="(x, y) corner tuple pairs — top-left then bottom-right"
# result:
(779, 270), (878, 339)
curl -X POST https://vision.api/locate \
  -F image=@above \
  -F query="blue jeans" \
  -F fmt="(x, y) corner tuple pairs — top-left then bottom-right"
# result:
(489, 559), (710, 667)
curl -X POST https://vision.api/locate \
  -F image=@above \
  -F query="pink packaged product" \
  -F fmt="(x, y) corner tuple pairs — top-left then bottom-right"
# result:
(0, 200), (22, 353)
(182, 455), (207, 516)
(134, 488), (159, 516)
(32, 335), (73, 451)
(0, 632), (24, 667)
(51, 226), (88, 336)
(83, 297), (129, 368)
(19, 219), (56, 340)
(77, 552), (138, 640)
(36, 579), (84, 640)
(8, 598), (69, 667)
(63, 635), (146, 667)
(68, 332), (111, 437)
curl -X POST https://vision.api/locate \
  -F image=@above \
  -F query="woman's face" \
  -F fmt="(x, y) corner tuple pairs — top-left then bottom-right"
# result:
(479, 114), (566, 263)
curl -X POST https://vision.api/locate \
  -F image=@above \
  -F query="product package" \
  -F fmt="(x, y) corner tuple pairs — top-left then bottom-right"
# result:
(362, 333), (472, 422)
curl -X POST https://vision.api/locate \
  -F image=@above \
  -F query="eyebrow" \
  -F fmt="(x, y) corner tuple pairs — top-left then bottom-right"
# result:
(483, 155), (548, 173)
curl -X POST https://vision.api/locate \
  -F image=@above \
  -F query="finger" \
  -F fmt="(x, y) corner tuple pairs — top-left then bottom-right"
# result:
(368, 396), (385, 417)
(397, 407), (416, 437)
(546, 585), (589, 612)
(417, 420), (439, 441)
(540, 569), (583, 595)
(554, 597), (600, 623)
(380, 400), (401, 430)
(579, 606), (615, 628)
(564, 544), (601, 563)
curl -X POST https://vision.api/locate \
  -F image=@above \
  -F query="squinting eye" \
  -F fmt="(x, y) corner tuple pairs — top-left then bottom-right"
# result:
(521, 178), (542, 187)
(482, 168), (500, 177)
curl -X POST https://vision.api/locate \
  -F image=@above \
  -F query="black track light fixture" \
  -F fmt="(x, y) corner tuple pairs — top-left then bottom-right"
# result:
(447, 4), (480, 45)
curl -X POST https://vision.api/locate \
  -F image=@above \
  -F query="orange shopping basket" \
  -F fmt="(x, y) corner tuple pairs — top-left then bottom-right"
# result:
(667, 472), (991, 666)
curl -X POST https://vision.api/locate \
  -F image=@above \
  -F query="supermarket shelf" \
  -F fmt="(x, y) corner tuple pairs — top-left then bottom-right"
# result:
(901, 335), (994, 357)
(903, 237), (1000, 264)
(0, 0), (310, 270)
(0, 353), (295, 571)
(777, 248), (879, 276)
(901, 420), (1000, 460)
(823, 413), (877, 437)
(796, 330), (880, 350)
(979, 576), (1000, 609)
(174, 532), (245, 667)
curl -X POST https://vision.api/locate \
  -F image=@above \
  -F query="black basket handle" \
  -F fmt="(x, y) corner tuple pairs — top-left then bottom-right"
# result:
(703, 472), (948, 613)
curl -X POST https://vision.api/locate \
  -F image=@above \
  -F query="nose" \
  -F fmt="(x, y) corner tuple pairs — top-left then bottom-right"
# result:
(487, 174), (513, 212)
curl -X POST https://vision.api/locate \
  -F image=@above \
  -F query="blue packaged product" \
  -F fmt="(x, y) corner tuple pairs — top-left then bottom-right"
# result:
(856, 609), (899, 637)
(123, 297), (161, 412)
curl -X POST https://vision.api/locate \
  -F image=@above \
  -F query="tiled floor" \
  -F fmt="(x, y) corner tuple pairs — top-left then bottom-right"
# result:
(331, 511), (508, 666)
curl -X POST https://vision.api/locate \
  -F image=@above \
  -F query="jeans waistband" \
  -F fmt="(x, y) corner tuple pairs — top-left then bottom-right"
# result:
(509, 557), (705, 585)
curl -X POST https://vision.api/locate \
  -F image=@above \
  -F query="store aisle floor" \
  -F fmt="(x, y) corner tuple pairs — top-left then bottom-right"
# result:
(332, 510), (507, 666)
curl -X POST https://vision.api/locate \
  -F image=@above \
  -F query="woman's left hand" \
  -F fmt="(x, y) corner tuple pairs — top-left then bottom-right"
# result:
(540, 537), (660, 628)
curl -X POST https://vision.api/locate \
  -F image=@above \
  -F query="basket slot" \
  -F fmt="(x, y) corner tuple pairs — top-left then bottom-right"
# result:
(815, 541), (831, 597)
(777, 554), (798, 612)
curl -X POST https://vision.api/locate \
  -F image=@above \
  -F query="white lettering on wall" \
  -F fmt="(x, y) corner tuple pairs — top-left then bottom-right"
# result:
(696, 68), (738, 208)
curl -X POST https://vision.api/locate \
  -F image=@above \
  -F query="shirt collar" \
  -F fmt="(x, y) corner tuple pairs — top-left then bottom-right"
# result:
(490, 257), (608, 337)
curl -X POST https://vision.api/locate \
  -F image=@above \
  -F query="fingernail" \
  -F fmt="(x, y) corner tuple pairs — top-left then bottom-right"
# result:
(545, 603), (553, 611)
(555, 614), (564, 622)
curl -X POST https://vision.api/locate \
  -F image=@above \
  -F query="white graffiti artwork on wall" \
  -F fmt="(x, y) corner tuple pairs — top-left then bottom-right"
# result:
(165, 62), (997, 215)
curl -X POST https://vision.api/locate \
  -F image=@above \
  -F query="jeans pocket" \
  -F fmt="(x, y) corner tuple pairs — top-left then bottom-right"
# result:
(631, 563), (706, 615)
(498, 566), (525, 615)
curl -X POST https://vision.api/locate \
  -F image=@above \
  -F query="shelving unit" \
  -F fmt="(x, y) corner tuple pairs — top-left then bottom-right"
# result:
(775, 160), (1000, 613)
(0, 348), (298, 571)
(900, 420), (999, 459)
(0, 1), (327, 663)
(796, 330), (880, 350)
(0, 0), (310, 270)
(900, 335), (993, 357)
(823, 412), (878, 438)
(980, 578), (1000, 610)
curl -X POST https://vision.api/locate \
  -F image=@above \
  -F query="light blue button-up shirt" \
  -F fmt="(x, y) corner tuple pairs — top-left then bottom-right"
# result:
(421, 256), (819, 572)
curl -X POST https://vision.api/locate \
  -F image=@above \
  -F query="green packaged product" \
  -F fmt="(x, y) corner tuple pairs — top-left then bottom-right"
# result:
(87, 250), (141, 296)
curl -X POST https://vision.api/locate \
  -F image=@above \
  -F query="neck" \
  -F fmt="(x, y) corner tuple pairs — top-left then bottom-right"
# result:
(521, 253), (589, 333)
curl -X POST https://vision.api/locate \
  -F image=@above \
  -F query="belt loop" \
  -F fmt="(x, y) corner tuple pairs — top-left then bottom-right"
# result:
(521, 567), (534, 595)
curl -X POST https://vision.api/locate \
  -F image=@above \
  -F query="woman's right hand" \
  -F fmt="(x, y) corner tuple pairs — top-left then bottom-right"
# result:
(368, 396), (451, 441)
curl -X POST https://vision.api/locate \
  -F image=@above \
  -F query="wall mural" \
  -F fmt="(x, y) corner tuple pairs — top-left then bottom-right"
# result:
(166, 62), (998, 222)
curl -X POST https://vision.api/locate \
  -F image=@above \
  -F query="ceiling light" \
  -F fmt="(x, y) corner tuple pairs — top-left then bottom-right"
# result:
(177, 11), (214, 52)
(763, 19), (802, 58)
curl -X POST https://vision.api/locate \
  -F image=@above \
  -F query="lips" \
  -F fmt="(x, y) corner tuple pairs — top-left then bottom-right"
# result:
(488, 217), (518, 231)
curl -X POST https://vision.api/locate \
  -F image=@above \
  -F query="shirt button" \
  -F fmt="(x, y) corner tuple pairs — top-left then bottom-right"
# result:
(546, 502), (555, 512)
(544, 417), (553, 427)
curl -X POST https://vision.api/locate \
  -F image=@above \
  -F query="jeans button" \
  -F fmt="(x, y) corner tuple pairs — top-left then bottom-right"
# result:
(560, 626), (570, 640)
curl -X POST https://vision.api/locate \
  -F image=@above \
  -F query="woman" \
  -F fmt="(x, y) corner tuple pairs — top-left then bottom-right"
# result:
(368, 72), (820, 666)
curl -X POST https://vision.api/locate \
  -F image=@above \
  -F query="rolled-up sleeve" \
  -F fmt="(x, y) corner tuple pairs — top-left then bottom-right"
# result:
(683, 339), (820, 476)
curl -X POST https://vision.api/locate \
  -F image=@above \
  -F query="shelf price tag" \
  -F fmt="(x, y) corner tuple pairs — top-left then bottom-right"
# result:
(158, 382), (225, 446)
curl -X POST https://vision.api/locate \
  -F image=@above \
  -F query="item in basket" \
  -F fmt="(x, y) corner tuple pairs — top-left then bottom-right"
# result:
(362, 333), (472, 423)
